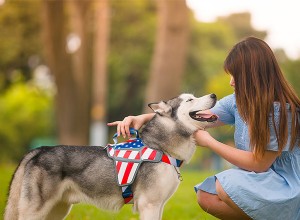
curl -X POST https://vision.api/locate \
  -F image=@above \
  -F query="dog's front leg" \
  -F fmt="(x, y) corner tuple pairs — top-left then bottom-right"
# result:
(134, 163), (180, 220)
(136, 197), (164, 220)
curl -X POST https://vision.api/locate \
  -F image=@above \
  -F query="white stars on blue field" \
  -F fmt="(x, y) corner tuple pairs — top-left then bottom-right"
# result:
(114, 139), (144, 149)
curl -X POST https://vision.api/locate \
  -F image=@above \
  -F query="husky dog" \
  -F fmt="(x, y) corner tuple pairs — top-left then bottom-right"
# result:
(4, 93), (218, 220)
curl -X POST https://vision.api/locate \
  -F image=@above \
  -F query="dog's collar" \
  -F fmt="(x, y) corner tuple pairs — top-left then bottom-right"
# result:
(161, 153), (183, 167)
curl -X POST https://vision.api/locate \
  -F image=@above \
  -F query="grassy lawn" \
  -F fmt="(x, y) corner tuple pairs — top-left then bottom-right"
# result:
(0, 163), (217, 220)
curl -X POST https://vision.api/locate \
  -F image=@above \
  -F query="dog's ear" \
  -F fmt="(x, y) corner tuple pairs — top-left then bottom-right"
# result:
(148, 101), (171, 114)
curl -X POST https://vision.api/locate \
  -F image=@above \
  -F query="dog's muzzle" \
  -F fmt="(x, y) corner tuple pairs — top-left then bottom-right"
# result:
(189, 111), (218, 122)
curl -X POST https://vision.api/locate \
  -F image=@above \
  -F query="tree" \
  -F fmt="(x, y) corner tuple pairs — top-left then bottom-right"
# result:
(218, 12), (267, 41)
(42, 0), (74, 144)
(90, 0), (110, 146)
(43, 0), (108, 145)
(0, 1), (41, 90)
(68, 0), (92, 144)
(183, 20), (235, 96)
(106, 0), (156, 121)
(143, 0), (190, 112)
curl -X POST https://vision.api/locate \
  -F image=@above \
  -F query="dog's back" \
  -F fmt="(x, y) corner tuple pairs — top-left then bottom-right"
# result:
(4, 146), (123, 220)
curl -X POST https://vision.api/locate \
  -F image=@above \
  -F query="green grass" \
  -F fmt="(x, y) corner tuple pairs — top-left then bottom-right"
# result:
(0, 164), (217, 220)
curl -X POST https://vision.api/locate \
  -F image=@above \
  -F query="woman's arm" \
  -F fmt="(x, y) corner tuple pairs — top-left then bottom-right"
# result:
(107, 113), (155, 137)
(194, 130), (279, 172)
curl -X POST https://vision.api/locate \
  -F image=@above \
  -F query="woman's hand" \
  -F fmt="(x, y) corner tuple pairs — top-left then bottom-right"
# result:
(107, 113), (155, 138)
(194, 129), (214, 147)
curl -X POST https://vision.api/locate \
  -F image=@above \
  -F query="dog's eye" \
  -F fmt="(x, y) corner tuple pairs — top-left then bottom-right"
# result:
(186, 98), (193, 102)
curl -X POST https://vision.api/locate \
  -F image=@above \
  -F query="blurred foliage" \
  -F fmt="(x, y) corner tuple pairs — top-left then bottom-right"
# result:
(217, 13), (267, 41)
(108, 0), (156, 120)
(0, 1), (299, 164)
(281, 59), (300, 96)
(183, 19), (235, 96)
(0, 0), (41, 90)
(0, 76), (54, 161)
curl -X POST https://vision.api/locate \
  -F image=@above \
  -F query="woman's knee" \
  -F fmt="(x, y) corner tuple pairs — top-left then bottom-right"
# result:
(215, 179), (230, 202)
(196, 190), (214, 211)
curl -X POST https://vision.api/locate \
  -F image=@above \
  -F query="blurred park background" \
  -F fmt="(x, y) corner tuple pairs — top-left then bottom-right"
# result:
(1, 0), (300, 219)
(1, 0), (300, 178)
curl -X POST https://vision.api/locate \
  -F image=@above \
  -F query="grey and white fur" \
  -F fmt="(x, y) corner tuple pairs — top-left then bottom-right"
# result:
(4, 93), (217, 220)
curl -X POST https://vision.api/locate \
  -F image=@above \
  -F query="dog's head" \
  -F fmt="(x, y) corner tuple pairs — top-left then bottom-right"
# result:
(148, 93), (218, 131)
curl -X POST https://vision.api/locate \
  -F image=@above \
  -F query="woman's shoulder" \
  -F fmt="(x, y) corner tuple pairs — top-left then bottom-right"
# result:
(210, 93), (237, 125)
(218, 93), (236, 107)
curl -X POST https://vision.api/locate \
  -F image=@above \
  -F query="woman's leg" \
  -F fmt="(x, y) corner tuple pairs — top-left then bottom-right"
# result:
(215, 179), (251, 219)
(196, 180), (251, 220)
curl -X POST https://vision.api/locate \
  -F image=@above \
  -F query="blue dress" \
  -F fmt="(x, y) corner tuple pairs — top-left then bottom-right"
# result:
(194, 94), (300, 220)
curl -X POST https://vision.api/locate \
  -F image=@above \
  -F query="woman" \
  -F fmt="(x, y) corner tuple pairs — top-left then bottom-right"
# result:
(108, 37), (300, 220)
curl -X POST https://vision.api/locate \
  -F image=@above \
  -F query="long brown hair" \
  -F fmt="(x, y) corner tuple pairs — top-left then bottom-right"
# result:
(224, 36), (300, 158)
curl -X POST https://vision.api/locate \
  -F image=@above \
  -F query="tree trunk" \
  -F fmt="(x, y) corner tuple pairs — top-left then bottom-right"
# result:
(42, 0), (74, 144)
(67, 0), (91, 144)
(41, 0), (91, 145)
(144, 0), (190, 112)
(90, 0), (110, 146)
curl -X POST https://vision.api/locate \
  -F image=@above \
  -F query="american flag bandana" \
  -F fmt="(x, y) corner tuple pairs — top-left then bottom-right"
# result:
(106, 129), (183, 204)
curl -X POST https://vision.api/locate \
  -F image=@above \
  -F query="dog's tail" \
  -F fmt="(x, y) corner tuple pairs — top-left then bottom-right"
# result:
(4, 149), (41, 220)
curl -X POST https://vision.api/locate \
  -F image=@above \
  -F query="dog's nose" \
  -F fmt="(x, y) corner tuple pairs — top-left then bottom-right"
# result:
(210, 93), (217, 99)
